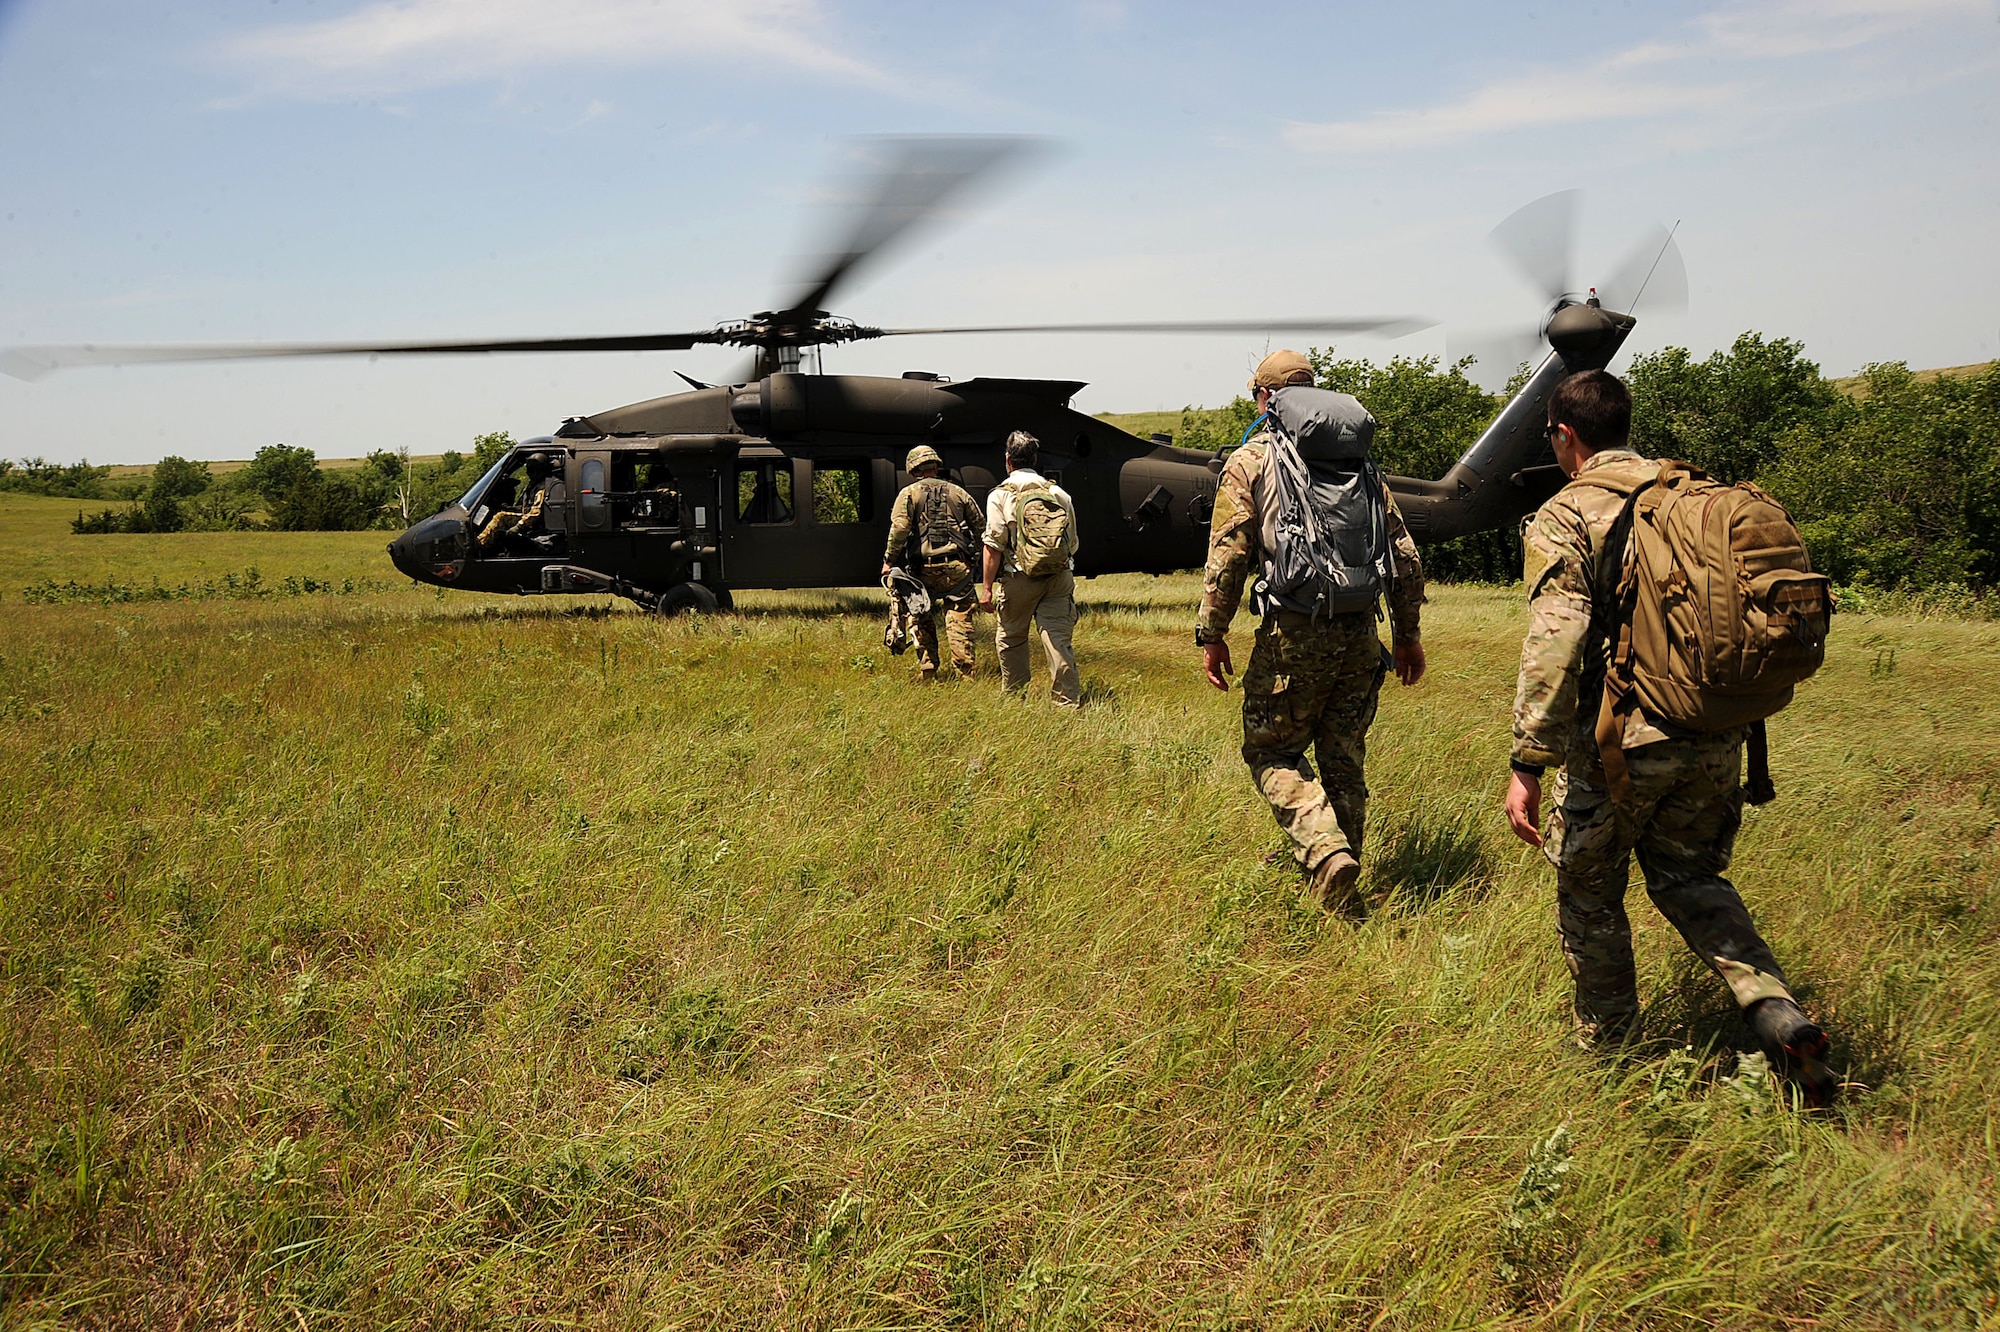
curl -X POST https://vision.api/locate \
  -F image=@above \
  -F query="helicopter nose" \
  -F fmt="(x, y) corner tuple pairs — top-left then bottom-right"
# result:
(388, 531), (417, 578)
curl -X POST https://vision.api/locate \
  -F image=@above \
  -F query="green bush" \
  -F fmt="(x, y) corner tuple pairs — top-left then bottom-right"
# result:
(0, 457), (111, 498)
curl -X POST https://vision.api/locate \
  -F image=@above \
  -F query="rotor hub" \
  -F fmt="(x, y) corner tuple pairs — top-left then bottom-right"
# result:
(712, 312), (885, 350)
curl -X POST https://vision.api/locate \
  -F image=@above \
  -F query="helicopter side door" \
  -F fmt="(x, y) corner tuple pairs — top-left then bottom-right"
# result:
(720, 448), (804, 589)
(799, 455), (891, 584)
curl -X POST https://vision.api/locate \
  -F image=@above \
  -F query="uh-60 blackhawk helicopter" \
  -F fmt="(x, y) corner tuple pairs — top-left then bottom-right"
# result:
(4, 142), (1681, 614)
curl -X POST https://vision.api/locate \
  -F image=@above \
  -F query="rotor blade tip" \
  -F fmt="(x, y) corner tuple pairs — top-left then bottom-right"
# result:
(0, 350), (51, 381)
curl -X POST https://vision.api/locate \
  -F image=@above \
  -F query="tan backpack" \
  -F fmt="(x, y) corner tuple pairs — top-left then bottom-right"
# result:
(1585, 460), (1832, 805)
(1011, 480), (1073, 578)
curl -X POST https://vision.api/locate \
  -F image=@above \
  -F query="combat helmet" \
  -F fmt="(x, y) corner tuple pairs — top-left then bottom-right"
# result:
(905, 444), (943, 474)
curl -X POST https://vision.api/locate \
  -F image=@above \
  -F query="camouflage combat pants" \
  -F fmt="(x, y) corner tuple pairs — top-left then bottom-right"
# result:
(996, 568), (1079, 706)
(1546, 728), (1794, 1044)
(1240, 610), (1386, 873)
(915, 560), (978, 680)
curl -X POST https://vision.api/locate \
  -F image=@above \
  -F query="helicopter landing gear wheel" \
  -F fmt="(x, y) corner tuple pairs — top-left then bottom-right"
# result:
(712, 586), (735, 611)
(654, 581), (719, 617)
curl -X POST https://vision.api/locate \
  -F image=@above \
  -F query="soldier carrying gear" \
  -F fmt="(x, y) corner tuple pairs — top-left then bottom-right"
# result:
(882, 444), (984, 682)
(1197, 349), (1428, 915)
(881, 566), (931, 655)
(1503, 368), (1838, 1106)
(478, 452), (560, 550)
(979, 430), (1083, 706)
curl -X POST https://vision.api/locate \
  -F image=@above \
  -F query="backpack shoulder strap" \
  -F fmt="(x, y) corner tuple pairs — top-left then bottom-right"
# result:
(1590, 465), (1671, 804)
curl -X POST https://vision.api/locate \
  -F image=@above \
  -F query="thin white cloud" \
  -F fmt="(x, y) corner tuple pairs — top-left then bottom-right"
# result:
(1285, 0), (1993, 153)
(1286, 69), (1736, 153)
(220, 0), (891, 100)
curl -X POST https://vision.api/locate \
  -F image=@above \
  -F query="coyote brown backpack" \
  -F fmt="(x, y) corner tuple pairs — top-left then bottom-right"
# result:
(1010, 480), (1072, 578)
(1586, 460), (1832, 805)
(916, 479), (974, 567)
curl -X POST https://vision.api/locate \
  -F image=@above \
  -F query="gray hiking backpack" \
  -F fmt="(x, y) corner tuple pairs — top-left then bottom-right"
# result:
(1251, 386), (1393, 619)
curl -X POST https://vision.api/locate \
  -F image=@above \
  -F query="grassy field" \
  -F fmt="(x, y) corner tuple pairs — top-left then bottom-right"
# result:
(2, 491), (1997, 1329)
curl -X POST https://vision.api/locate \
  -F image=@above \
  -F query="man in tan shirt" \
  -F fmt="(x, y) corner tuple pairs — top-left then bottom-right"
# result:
(979, 431), (1082, 706)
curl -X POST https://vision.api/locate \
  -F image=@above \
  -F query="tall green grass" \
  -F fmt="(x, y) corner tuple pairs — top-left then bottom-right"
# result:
(1, 496), (1996, 1328)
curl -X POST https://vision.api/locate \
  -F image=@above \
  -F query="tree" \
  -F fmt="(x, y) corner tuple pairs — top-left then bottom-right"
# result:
(244, 443), (321, 508)
(1762, 361), (2000, 588)
(149, 455), (211, 500)
(1311, 350), (1519, 582)
(1626, 333), (1842, 483)
(0, 457), (111, 498)
(134, 455), (212, 532)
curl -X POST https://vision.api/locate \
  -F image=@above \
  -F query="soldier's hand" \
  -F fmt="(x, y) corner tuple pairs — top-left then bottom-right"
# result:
(1394, 641), (1427, 686)
(1506, 771), (1544, 847)
(978, 586), (995, 614)
(1203, 640), (1233, 692)
(880, 562), (893, 579)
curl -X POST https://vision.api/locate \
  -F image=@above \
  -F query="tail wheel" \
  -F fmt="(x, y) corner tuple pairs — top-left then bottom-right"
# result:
(655, 581), (720, 617)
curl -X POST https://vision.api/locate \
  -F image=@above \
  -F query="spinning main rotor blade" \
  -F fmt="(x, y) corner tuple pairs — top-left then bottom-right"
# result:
(1489, 189), (1579, 304)
(1449, 326), (1547, 395)
(781, 135), (1043, 319)
(877, 316), (1433, 339)
(0, 330), (718, 381)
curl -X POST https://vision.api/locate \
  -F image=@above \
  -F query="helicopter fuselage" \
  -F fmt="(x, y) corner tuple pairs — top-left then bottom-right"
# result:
(387, 305), (1634, 608)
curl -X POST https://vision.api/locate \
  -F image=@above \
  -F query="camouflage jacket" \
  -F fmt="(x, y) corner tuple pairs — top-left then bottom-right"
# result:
(884, 478), (983, 567)
(1196, 430), (1426, 646)
(1510, 448), (1674, 770)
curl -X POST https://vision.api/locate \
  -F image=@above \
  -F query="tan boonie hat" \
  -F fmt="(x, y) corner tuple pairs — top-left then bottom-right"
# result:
(1249, 348), (1314, 391)
(905, 444), (943, 472)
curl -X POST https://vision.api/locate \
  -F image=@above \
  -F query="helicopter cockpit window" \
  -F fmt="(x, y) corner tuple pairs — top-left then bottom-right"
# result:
(457, 454), (513, 513)
(736, 461), (794, 525)
(811, 462), (869, 524)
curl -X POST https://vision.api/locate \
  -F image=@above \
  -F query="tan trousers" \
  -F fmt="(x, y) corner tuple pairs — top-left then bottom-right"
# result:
(915, 560), (978, 679)
(995, 569), (1079, 706)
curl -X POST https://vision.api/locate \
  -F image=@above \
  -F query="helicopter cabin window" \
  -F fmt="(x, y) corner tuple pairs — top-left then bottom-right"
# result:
(624, 458), (681, 526)
(736, 460), (794, 525)
(811, 462), (870, 525)
(577, 457), (610, 531)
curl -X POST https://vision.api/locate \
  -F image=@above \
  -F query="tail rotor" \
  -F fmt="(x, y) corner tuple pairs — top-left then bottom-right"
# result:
(1450, 191), (1687, 393)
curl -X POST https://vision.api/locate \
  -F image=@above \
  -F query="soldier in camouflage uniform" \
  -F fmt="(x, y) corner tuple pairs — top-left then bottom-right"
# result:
(477, 452), (558, 550)
(1505, 369), (1835, 1101)
(882, 444), (983, 682)
(1198, 350), (1428, 913)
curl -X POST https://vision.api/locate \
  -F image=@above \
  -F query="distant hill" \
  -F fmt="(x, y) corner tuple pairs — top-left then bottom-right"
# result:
(1092, 411), (1191, 441)
(1829, 359), (1995, 398)
(104, 454), (449, 482)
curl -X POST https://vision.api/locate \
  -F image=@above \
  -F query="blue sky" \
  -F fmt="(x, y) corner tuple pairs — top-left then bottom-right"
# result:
(1, 0), (1996, 464)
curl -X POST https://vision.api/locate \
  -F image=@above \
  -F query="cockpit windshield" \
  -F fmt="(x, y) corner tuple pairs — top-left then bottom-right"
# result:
(456, 454), (514, 511)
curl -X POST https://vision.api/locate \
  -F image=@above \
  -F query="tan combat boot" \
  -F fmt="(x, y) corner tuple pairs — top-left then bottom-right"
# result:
(1307, 849), (1362, 914)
